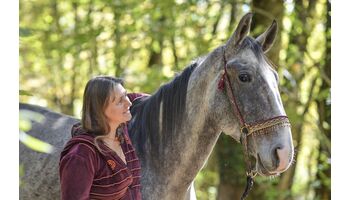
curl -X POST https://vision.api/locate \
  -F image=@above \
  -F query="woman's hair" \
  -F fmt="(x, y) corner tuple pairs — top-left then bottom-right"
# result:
(81, 75), (125, 153)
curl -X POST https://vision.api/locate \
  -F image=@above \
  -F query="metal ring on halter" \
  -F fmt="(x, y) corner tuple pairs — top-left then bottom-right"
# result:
(246, 170), (257, 178)
(240, 125), (250, 135)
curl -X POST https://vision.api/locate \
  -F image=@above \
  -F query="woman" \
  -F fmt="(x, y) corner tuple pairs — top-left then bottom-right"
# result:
(59, 76), (147, 200)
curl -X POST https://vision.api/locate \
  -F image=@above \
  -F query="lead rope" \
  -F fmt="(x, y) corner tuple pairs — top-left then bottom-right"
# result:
(241, 176), (255, 200)
(240, 132), (256, 200)
(220, 47), (256, 200)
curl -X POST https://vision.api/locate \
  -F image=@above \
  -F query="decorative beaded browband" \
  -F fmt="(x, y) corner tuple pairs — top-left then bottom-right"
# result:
(218, 47), (291, 200)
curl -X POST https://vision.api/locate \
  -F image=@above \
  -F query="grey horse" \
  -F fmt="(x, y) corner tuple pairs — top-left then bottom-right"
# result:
(19, 13), (294, 200)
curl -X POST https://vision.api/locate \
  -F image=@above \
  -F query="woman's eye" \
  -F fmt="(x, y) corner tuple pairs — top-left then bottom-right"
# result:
(117, 99), (123, 104)
(117, 95), (127, 104)
(238, 74), (251, 83)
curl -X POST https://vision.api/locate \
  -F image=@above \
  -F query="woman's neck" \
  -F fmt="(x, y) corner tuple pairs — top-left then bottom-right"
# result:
(106, 123), (120, 140)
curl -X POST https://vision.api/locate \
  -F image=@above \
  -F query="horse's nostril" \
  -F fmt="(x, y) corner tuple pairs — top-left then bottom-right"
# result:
(273, 146), (283, 168)
(274, 148), (280, 168)
(274, 145), (291, 172)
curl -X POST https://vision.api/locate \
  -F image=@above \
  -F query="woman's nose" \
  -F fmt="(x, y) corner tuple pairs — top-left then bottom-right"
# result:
(125, 97), (132, 107)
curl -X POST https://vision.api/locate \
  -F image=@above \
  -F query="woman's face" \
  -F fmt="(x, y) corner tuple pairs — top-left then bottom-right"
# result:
(104, 83), (132, 128)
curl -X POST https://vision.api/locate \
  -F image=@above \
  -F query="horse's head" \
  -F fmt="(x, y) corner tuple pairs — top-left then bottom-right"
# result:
(206, 13), (294, 176)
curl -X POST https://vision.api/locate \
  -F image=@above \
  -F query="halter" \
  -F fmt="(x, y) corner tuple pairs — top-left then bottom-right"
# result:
(218, 47), (291, 200)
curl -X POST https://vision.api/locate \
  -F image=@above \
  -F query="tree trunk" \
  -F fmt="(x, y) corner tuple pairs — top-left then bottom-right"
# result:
(65, 1), (80, 116)
(87, 0), (98, 75)
(217, 182), (245, 200)
(276, 1), (318, 199)
(251, 0), (284, 65)
(112, 3), (123, 77)
(216, 135), (246, 200)
(50, 0), (68, 113)
(314, 0), (331, 199)
(147, 15), (165, 68)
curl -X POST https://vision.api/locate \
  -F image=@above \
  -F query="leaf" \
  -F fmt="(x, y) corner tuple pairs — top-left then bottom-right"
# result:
(19, 27), (32, 37)
(19, 119), (32, 132)
(19, 90), (33, 96)
(19, 131), (55, 154)
(315, 88), (330, 101)
(19, 110), (45, 123)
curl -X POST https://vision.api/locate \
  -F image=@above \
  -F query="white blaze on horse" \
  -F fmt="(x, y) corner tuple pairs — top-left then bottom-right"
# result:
(20, 13), (294, 200)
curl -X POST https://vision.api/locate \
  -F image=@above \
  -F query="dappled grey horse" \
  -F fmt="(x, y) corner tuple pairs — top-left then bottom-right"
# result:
(19, 13), (294, 200)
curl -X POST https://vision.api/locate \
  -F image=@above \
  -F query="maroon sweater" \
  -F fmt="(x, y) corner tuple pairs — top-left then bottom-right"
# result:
(59, 93), (148, 200)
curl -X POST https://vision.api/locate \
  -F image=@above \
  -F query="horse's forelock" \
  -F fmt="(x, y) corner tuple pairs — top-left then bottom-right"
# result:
(239, 36), (265, 62)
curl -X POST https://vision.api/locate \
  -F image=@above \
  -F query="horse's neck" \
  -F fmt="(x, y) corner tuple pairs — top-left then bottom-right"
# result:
(145, 110), (221, 199)
(157, 62), (222, 194)
(172, 114), (221, 179)
(172, 62), (222, 180)
(135, 56), (223, 199)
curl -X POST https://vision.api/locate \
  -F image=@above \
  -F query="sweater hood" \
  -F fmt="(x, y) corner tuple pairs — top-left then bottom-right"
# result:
(60, 123), (97, 159)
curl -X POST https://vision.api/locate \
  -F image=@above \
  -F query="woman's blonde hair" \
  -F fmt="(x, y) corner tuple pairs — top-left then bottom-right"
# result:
(81, 75), (124, 153)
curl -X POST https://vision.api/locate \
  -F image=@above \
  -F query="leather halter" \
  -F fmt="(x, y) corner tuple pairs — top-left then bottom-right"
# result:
(219, 47), (291, 200)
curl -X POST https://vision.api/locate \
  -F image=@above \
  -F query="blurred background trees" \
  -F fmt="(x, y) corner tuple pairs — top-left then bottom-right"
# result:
(19, 0), (331, 199)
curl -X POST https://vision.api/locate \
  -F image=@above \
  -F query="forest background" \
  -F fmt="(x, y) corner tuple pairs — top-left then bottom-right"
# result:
(19, 0), (331, 199)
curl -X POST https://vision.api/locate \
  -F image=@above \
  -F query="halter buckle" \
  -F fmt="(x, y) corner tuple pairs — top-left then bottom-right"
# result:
(240, 126), (250, 135)
(246, 170), (257, 178)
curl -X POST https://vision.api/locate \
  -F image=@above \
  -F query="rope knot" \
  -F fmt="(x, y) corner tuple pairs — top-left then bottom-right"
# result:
(217, 75), (225, 90)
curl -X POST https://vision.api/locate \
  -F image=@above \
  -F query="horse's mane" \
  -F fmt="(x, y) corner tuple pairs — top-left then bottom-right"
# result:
(128, 62), (198, 157)
(240, 36), (265, 61)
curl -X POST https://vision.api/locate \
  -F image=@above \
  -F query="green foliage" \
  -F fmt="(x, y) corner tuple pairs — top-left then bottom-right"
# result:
(19, 90), (33, 97)
(19, 131), (55, 154)
(195, 168), (219, 200)
(19, 109), (55, 154)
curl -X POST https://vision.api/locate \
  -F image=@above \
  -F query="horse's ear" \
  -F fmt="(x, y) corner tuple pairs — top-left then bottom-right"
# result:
(256, 20), (278, 53)
(226, 13), (253, 49)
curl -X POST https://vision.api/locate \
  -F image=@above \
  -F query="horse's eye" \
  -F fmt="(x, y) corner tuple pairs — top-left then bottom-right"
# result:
(238, 74), (251, 82)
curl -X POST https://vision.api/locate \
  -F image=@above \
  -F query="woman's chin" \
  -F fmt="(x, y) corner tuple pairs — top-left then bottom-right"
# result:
(124, 113), (132, 122)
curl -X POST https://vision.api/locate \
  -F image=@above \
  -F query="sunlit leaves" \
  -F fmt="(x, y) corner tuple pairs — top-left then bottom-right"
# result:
(19, 109), (44, 124)
(19, 110), (55, 154)
(19, 131), (55, 154)
(19, 90), (33, 97)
